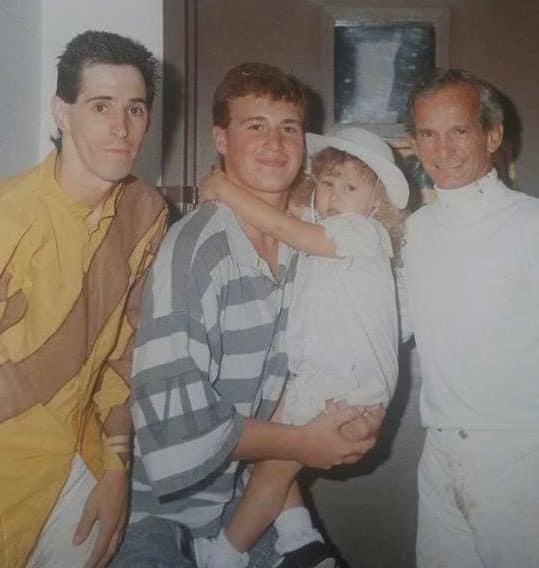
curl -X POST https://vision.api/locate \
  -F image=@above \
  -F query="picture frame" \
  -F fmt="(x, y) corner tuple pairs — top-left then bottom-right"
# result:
(320, 6), (450, 140)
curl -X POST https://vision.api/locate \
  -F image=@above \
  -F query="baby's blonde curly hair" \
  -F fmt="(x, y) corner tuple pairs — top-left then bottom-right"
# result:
(290, 147), (408, 266)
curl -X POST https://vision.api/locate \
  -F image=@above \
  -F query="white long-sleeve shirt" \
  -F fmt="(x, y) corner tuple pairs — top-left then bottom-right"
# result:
(404, 170), (539, 430)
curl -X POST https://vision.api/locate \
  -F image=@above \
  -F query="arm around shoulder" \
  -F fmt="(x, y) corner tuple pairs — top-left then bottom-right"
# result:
(200, 170), (336, 257)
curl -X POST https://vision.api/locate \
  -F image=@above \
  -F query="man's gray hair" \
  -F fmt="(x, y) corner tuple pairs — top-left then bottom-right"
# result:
(405, 68), (504, 136)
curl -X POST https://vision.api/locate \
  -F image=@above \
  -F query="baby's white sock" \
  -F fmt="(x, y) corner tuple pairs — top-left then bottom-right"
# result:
(194, 529), (250, 568)
(274, 506), (324, 555)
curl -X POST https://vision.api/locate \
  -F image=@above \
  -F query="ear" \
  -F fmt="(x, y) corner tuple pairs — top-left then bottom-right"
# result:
(213, 125), (228, 156)
(487, 123), (504, 155)
(51, 95), (70, 134)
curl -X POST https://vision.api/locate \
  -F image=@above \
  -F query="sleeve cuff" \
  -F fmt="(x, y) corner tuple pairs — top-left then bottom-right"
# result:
(103, 434), (131, 471)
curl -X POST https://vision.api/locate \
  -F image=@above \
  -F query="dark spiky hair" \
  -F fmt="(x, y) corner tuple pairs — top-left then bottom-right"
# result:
(56, 30), (158, 108)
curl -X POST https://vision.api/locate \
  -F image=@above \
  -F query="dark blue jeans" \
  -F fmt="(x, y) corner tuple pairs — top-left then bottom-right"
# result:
(112, 516), (280, 568)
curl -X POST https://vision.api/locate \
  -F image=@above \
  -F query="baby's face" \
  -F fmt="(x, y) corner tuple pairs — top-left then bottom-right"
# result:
(314, 161), (377, 218)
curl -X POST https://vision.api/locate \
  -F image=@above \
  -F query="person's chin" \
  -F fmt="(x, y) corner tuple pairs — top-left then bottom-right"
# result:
(256, 182), (293, 195)
(99, 167), (132, 184)
(107, 155), (137, 177)
(432, 171), (468, 189)
(429, 163), (474, 189)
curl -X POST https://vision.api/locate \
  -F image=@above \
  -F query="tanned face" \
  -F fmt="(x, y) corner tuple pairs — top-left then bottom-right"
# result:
(410, 82), (503, 189)
(52, 63), (150, 200)
(213, 94), (305, 206)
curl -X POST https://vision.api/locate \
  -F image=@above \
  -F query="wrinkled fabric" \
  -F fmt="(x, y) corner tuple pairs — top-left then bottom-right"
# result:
(0, 152), (167, 566)
(284, 213), (398, 424)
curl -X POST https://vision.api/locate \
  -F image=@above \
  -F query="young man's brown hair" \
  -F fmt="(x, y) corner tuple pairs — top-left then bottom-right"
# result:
(212, 62), (307, 128)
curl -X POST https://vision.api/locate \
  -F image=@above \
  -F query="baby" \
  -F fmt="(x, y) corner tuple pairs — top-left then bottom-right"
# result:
(197, 126), (409, 568)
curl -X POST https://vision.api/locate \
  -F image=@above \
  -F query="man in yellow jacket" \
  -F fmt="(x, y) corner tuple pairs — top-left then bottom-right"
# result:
(0, 30), (168, 567)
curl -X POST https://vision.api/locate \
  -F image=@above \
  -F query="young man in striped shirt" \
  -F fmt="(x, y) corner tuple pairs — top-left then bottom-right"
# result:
(117, 63), (383, 568)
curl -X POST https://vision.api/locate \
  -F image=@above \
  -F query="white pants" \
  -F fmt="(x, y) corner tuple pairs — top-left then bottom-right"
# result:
(417, 428), (539, 568)
(27, 454), (99, 568)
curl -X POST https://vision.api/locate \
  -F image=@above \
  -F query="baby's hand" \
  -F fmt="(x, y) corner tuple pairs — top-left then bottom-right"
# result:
(198, 169), (228, 203)
(287, 200), (307, 219)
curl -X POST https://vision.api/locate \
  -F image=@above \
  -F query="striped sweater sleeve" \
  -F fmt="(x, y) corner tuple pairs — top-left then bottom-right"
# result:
(130, 219), (243, 498)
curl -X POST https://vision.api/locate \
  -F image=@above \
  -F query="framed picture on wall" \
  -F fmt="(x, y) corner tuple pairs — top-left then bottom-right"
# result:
(320, 7), (450, 140)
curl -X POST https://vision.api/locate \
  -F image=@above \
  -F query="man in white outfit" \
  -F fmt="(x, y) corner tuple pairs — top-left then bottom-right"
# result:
(403, 68), (539, 568)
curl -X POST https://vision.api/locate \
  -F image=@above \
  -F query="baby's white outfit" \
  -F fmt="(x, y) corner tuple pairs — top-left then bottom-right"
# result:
(283, 212), (399, 425)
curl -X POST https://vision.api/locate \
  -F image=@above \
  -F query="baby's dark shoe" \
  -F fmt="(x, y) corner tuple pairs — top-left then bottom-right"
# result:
(277, 541), (336, 568)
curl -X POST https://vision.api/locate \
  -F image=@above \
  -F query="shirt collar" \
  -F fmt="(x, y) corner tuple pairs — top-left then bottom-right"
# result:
(434, 168), (499, 212)
(433, 169), (503, 224)
(218, 203), (294, 283)
(435, 169), (497, 202)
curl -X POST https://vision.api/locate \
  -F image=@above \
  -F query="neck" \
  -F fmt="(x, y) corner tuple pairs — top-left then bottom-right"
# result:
(221, 173), (291, 273)
(55, 151), (116, 209)
(224, 167), (291, 211)
(232, 182), (286, 274)
(260, 191), (289, 211)
(242, 221), (280, 276)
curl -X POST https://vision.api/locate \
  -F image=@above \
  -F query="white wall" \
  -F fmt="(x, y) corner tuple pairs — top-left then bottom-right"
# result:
(40, 0), (164, 184)
(0, 0), (42, 177)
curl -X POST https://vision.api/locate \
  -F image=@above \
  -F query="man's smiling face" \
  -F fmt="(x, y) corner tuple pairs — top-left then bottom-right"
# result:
(213, 94), (305, 203)
(410, 82), (503, 189)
